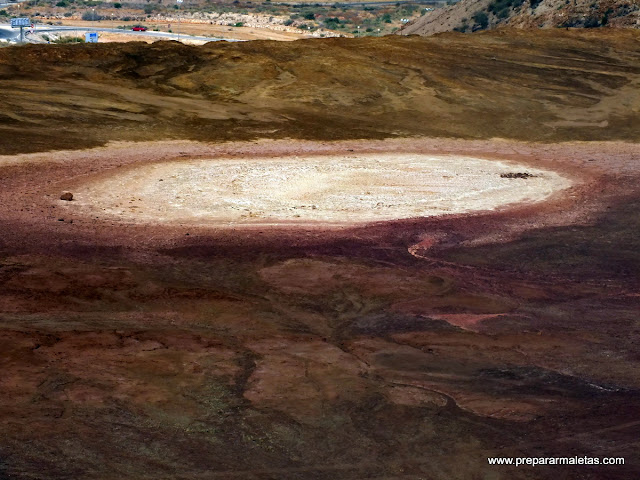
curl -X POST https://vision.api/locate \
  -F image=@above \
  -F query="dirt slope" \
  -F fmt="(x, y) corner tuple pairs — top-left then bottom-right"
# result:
(401, 0), (640, 35)
(1, 30), (640, 155)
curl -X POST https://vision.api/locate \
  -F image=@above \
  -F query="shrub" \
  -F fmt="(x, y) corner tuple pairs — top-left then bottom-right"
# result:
(559, 17), (581, 27)
(473, 11), (489, 29)
(113, 2), (121, 7)
(81, 11), (103, 20)
(323, 16), (340, 27)
(234, 21), (243, 26)
(487, 0), (524, 16)
(53, 36), (84, 43)
(584, 16), (600, 27)
(303, 11), (315, 20)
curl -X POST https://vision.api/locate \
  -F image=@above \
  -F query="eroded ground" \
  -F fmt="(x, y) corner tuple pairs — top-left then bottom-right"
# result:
(2, 29), (640, 156)
(0, 31), (639, 480)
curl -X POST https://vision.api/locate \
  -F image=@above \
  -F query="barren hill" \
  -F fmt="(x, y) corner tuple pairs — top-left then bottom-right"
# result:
(401, 0), (640, 35)
(1, 30), (640, 155)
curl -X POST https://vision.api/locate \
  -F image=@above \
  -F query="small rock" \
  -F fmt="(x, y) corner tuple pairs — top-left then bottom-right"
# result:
(500, 172), (535, 179)
(60, 192), (73, 201)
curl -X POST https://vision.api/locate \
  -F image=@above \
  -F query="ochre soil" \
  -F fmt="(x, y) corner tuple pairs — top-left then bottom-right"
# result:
(0, 31), (639, 479)
(2, 29), (640, 155)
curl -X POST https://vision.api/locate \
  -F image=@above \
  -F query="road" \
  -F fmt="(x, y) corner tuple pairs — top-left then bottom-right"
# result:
(0, 27), (17, 40)
(0, 23), (242, 43)
(0, 0), (28, 8)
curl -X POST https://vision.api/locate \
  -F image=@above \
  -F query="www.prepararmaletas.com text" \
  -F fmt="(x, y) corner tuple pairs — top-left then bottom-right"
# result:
(488, 456), (625, 467)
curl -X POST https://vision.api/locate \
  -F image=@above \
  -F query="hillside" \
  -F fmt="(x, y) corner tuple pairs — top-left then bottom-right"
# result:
(1, 30), (640, 156)
(401, 0), (640, 35)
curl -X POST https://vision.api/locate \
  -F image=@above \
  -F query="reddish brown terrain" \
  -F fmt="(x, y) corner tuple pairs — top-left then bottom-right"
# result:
(0, 31), (639, 479)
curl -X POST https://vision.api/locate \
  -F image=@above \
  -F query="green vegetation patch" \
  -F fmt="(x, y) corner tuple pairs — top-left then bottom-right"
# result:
(473, 10), (489, 29)
(52, 36), (85, 43)
(488, 0), (525, 19)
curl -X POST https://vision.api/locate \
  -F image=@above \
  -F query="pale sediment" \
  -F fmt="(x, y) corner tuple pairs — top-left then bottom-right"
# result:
(69, 153), (572, 226)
